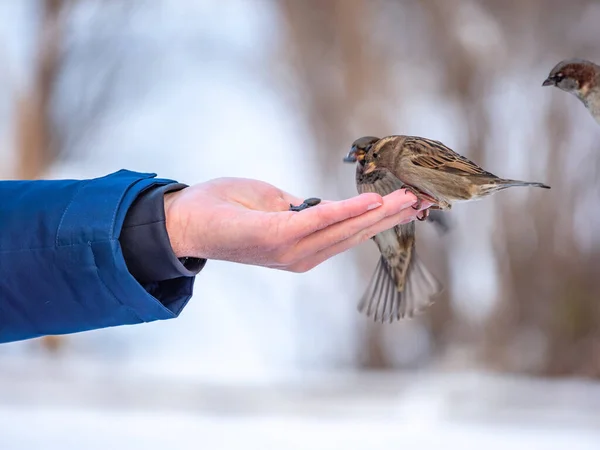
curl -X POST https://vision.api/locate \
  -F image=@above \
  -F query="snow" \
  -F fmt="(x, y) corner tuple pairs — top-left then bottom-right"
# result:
(1, 359), (600, 449)
(3, 408), (598, 450)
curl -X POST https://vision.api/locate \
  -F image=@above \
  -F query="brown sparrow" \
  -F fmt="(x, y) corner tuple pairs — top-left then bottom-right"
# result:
(343, 135), (550, 322)
(543, 58), (600, 126)
(343, 136), (442, 322)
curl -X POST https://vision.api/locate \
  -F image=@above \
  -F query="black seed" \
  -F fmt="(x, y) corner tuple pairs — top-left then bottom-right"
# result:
(303, 197), (321, 207)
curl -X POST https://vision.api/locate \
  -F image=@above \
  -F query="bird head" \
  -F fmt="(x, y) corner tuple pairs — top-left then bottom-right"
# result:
(343, 136), (380, 165)
(543, 58), (599, 100)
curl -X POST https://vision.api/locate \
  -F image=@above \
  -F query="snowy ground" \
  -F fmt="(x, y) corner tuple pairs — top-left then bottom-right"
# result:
(3, 407), (599, 450)
(1, 354), (600, 450)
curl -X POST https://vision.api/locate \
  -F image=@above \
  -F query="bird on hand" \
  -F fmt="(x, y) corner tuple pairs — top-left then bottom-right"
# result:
(343, 134), (551, 323)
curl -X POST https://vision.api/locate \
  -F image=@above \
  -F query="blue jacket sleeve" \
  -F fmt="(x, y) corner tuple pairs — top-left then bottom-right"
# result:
(0, 169), (197, 343)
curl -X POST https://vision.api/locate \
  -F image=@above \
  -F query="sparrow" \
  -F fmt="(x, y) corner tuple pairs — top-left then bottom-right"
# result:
(343, 135), (550, 322)
(343, 136), (442, 322)
(542, 58), (600, 126)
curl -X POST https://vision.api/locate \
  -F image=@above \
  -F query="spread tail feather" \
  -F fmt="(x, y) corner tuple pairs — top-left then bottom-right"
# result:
(357, 253), (442, 323)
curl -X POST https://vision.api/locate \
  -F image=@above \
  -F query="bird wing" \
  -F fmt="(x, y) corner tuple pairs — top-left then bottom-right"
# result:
(356, 168), (413, 294)
(355, 169), (442, 321)
(358, 224), (442, 322)
(356, 166), (404, 196)
(404, 136), (497, 177)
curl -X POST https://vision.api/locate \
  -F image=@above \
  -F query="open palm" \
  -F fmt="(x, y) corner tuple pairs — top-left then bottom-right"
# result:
(164, 177), (429, 272)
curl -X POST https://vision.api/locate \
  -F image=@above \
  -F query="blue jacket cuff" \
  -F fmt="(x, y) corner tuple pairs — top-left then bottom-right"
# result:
(55, 169), (197, 321)
(0, 169), (198, 343)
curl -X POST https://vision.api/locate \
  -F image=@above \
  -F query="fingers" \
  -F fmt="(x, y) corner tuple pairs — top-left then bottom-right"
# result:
(288, 189), (418, 260)
(287, 207), (422, 272)
(285, 192), (387, 238)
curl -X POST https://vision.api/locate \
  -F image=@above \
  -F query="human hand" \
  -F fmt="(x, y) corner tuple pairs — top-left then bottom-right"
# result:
(163, 178), (431, 273)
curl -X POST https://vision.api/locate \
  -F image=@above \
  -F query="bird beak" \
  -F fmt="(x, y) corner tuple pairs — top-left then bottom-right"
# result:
(362, 162), (377, 175)
(542, 77), (555, 87)
(343, 146), (359, 163)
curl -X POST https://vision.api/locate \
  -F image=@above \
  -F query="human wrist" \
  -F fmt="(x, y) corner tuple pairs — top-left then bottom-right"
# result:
(164, 189), (191, 259)
(120, 182), (204, 282)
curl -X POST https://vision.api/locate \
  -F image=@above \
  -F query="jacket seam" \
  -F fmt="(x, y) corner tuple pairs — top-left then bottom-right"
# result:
(55, 180), (88, 247)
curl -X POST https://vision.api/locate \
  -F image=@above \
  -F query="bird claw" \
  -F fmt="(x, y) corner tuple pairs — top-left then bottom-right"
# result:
(289, 197), (321, 212)
(417, 209), (429, 221)
(404, 187), (423, 210)
(403, 186), (439, 211)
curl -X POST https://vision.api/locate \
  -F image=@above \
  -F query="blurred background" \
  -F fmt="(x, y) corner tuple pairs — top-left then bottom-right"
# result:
(1, 0), (600, 448)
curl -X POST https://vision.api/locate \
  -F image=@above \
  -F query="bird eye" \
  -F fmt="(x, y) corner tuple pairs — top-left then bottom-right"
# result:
(554, 73), (564, 82)
(365, 144), (373, 152)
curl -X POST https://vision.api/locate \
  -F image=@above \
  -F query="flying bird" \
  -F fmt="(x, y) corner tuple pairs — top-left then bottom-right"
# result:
(543, 58), (600, 126)
(343, 135), (550, 322)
